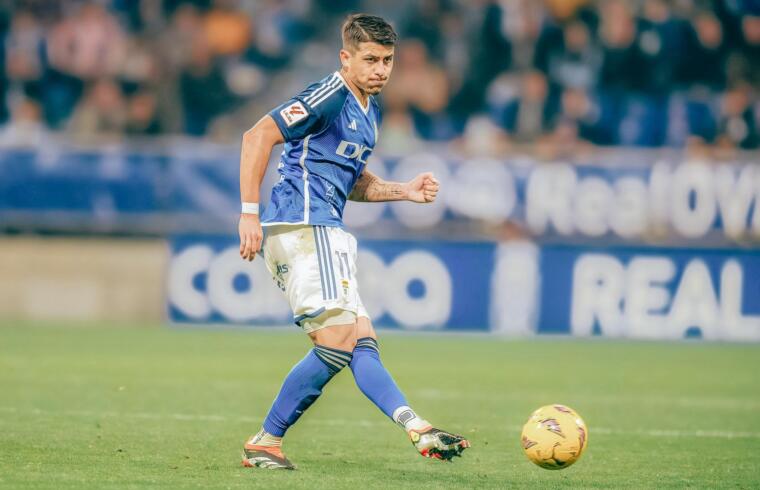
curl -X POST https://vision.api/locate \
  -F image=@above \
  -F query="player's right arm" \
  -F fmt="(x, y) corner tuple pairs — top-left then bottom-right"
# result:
(239, 115), (284, 261)
(349, 168), (439, 203)
(239, 75), (345, 261)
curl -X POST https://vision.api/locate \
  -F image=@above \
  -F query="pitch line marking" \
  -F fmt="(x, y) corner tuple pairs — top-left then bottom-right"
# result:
(1, 406), (759, 440)
(415, 389), (760, 410)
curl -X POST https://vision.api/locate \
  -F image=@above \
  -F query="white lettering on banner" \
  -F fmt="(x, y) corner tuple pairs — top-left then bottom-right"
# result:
(571, 254), (760, 340)
(574, 177), (613, 236)
(610, 177), (649, 238)
(715, 165), (758, 239)
(721, 260), (760, 340)
(668, 260), (720, 339)
(167, 246), (289, 322)
(571, 255), (625, 337)
(206, 248), (290, 322)
(168, 244), (452, 328)
(523, 161), (758, 240)
(384, 252), (452, 329)
(489, 242), (539, 335)
(355, 250), (387, 320)
(670, 163), (717, 238)
(357, 249), (452, 329)
(447, 158), (516, 223)
(168, 245), (213, 319)
(526, 163), (577, 235)
(623, 257), (674, 337)
(648, 162), (672, 235)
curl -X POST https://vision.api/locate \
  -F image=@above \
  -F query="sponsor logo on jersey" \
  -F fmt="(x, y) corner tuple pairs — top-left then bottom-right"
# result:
(348, 119), (357, 131)
(280, 101), (308, 126)
(336, 140), (372, 163)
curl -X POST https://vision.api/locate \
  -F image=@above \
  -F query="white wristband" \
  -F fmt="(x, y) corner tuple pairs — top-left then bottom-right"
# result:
(241, 202), (259, 215)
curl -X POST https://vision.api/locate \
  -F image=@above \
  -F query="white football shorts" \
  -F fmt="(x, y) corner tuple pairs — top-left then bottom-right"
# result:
(262, 224), (368, 333)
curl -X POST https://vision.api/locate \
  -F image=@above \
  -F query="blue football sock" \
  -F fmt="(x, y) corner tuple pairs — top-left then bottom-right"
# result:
(262, 345), (352, 437)
(350, 337), (409, 420)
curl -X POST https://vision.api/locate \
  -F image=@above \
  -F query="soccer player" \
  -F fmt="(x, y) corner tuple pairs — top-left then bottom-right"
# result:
(237, 14), (470, 470)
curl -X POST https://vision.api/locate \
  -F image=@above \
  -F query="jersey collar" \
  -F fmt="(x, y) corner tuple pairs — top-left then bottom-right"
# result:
(335, 71), (370, 115)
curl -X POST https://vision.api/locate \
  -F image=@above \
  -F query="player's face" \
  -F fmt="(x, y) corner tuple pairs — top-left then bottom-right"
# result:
(341, 42), (394, 95)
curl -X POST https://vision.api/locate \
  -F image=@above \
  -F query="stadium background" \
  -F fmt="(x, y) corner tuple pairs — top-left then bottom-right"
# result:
(0, 0), (757, 338)
(1, 1), (759, 488)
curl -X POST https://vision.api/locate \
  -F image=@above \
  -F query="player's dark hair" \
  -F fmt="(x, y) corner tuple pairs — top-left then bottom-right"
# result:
(341, 14), (397, 51)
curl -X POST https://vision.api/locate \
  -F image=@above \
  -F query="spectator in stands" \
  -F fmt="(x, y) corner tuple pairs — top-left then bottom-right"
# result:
(554, 87), (617, 145)
(680, 11), (726, 91)
(179, 36), (237, 135)
(598, 0), (642, 94)
(242, 0), (307, 71)
(402, 0), (448, 61)
(4, 10), (45, 109)
(153, 4), (204, 133)
(376, 109), (423, 158)
(160, 3), (203, 71)
(738, 14), (760, 84)
(546, 20), (600, 91)
(383, 39), (455, 140)
(119, 35), (159, 88)
(0, 97), (46, 147)
(67, 78), (127, 142)
(452, 1), (512, 120)
(635, 0), (686, 95)
(0, 0), (752, 150)
(203, 0), (251, 57)
(44, 3), (127, 128)
(125, 90), (161, 136)
(489, 71), (555, 142)
(716, 83), (758, 149)
(47, 3), (127, 81)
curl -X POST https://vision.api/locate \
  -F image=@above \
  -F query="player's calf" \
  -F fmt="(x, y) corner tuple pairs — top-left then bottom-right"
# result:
(350, 337), (471, 462)
(241, 344), (353, 471)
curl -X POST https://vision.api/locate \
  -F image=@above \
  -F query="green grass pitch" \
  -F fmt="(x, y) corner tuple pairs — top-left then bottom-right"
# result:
(1, 322), (759, 489)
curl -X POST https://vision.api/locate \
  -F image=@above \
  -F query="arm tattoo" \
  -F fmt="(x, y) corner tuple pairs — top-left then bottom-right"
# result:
(349, 170), (407, 202)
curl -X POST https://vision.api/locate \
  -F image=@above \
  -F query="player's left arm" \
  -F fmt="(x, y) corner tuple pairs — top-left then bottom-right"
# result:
(348, 168), (439, 203)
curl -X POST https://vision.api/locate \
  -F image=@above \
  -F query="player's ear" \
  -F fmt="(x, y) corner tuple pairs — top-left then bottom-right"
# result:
(339, 48), (351, 69)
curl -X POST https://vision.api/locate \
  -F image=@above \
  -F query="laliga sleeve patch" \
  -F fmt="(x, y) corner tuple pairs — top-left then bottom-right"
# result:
(280, 101), (309, 127)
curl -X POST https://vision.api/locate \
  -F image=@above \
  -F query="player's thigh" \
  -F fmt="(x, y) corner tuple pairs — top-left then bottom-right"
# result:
(264, 225), (329, 321)
(308, 322), (358, 352)
(356, 315), (376, 340)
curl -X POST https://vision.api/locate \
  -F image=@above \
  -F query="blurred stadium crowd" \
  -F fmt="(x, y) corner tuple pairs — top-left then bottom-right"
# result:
(0, 0), (758, 154)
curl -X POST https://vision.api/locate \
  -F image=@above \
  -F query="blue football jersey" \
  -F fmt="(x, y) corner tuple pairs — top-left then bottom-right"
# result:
(261, 71), (381, 228)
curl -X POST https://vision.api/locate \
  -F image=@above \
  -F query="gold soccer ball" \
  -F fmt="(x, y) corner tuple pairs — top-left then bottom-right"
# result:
(520, 404), (589, 470)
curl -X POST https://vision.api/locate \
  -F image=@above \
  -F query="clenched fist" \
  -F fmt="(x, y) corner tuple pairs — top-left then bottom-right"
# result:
(406, 172), (440, 203)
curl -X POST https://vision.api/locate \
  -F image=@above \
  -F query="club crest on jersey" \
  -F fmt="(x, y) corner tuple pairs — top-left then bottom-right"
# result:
(280, 101), (308, 127)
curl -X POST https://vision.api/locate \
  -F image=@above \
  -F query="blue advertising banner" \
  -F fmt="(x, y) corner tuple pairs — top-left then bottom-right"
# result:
(3, 145), (758, 246)
(536, 245), (760, 341)
(168, 236), (760, 341)
(168, 236), (495, 331)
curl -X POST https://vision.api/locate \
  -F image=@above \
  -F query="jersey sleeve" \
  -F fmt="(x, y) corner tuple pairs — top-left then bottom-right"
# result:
(268, 77), (347, 142)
